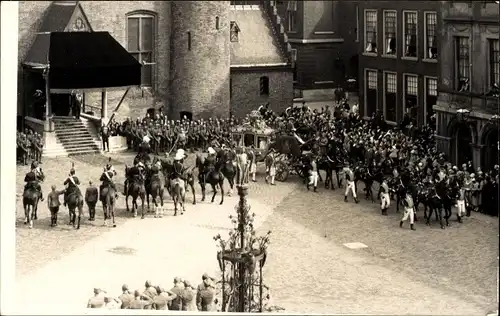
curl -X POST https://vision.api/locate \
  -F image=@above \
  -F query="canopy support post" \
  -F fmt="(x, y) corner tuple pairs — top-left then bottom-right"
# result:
(43, 68), (52, 132)
(106, 87), (130, 126)
(101, 90), (108, 120)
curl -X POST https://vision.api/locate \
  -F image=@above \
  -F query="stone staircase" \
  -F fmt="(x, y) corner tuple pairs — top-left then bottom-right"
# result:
(42, 118), (101, 157)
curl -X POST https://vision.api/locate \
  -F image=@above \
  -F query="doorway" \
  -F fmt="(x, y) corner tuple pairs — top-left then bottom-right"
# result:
(180, 111), (193, 121)
(454, 124), (473, 167)
(51, 94), (72, 116)
(484, 128), (499, 170)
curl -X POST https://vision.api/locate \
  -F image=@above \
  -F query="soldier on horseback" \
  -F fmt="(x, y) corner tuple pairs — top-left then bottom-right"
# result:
(205, 147), (217, 173)
(123, 161), (145, 195)
(24, 161), (44, 202)
(99, 163), (119, 201)
(63, 167), (81, 207)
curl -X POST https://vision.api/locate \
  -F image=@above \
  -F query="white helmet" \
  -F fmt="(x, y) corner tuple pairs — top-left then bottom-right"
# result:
(208, 147), (216, 155)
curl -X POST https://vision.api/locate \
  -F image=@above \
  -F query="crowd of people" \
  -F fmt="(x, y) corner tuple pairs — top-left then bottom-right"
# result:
(16, 128), (44, 165)
(104, 112), (241, 154)
(87, 274), (216, 310)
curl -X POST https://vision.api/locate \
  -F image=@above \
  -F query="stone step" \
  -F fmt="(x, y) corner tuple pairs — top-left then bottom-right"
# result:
(56, 133), (94, 139)
(55, 130), (91, 136)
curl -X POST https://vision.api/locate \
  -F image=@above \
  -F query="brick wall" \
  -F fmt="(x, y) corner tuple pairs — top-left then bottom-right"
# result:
(169, 1), (231, 120)
(18, 1), (171, 121)
(230, 68), (293, 118)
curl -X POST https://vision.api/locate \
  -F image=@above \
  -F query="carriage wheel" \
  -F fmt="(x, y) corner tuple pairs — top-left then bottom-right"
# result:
(294, 165), (305, 179)
(275, 161), (289, 182)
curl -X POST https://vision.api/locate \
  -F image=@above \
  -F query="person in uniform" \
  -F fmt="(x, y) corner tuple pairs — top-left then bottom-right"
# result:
(247, 145), (257, 182)
(400, 192), (416, 230)
(379, 178), (390, 216)
(130, 290), (153, 309)
(235, 147), (248, 186)
(87, 288), (106, 308)
(17, 133), (29, 165)
(265, 148), (277, 185)
(118, 284), (134, 309)
(63, 167), (81, 207)
(47, 185), (64, 227)
(99, 163), (119, 201)
(24, 162), (44, 202)
(343, 161), (359, 203)
(307, 155), (319, 192)
(181, 280), (197, 311)
(170, 277), (185, 311)
(153, 286), (177, 310)
(142, 280), (158, 310)
(196, 273), (216, 312)
(100, 119), (110, 152)
(33, 132), (43, 163)
(85, 181), (99, 221)
(456, 183), (467, 223)
(104, 295), (122, 310)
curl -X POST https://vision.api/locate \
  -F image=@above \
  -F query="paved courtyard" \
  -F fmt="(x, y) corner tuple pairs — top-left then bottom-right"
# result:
(14, 153), (499, 314)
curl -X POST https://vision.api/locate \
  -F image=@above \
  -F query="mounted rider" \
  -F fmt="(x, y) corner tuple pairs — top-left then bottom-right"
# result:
(99, 162), (118, 200)
(123, 160), (146, 195)
(24, 161), (44, 201)
(204, 147), (217, 172)
(63, 167), (81, 207)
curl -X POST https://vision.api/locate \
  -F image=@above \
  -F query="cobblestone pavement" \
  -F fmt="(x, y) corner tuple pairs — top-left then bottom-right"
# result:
(15, 154), (498, 314)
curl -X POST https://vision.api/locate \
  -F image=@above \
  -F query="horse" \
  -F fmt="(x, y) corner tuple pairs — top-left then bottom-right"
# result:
(100, 185), (117, 227)
(196, 154), (225, 205)
(22, 187), (40, 229)
(217, 149), (236, 196)
(424, 182), (451, 229)
(124, 166), (147, 219)
(67, 190), (84, 229)
(145, 166), (165, 218)
(170, 177), (186, 216)
(354, 165), (382, 203)
(159, 159), (197, 205)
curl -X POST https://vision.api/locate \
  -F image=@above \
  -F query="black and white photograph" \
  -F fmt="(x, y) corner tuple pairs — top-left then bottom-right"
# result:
(1, 0), (499, 314)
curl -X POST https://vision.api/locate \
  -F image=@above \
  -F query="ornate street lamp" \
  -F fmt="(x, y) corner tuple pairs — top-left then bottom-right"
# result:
(456, 108), (471, 122)
(214, 185), (271, 312)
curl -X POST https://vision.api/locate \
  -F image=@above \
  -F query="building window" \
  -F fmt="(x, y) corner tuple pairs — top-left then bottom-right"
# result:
(365, 70), (378, 117)
(260, 76), (269, 96)
(489, 39), (499, 88)
(127, 13), (156, 87)
(403, 11), (417, 58)
(456, 37), (470, 92)
(216, 16), (220, 30)
(291, 48), (297, 82)
(187, 32), (192, 51)
(230, 21), (240, 42)
(364, 10), (377, 53)
(404, 75), (418, 117)
(384, 72), (397, 122)
(383, 11), (396, 55)
(230, 78), (233, 99)
(425, 77), (437, 125)
(287, 2), (297, 33)
(355, 5), (359, 42)
(425, 12), (437, 59)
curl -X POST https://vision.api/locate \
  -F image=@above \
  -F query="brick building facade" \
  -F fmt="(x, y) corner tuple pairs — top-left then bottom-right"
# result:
(275, 0), (359, 91)
(17, 1), (293, 124)
(434, 1), (499, 170)
(357, 1), (440, 126)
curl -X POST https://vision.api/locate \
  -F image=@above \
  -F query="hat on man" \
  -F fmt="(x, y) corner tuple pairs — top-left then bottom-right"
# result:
(176, 148), (185, 157)
(174, 152), (184, 161)
(208, 147), (216, 155)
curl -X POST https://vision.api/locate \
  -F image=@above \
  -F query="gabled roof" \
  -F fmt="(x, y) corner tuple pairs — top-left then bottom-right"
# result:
(229, 8), (287, 67)
(23, 1), (93, 66)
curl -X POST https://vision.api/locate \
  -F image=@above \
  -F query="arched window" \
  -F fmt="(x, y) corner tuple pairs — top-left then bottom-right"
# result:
(259, 76), (269, 96)
(216, 16), (220, 30)
(127, 12), (156, 87)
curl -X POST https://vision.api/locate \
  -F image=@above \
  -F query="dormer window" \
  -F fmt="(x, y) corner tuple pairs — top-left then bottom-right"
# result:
(230, 21), (240, 43)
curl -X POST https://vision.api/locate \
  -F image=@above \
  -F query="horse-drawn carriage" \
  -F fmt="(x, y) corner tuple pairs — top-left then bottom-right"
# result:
(231, 125), (274, 163)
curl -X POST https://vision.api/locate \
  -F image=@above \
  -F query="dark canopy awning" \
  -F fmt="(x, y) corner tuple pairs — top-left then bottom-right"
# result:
(48, 32), (141, 89)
